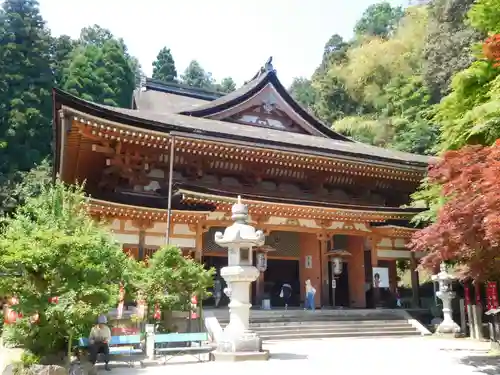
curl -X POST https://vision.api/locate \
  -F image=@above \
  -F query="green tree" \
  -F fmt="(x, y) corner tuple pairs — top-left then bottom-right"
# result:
(77, 24), (142, 88)
(0, 159), (51, 215)
(411, 0), (500, 224)
(324, 6), (438, 154)
(0, 181), (134, 360)
(0, 0), (54, 176)
(63, 39), (135, 107)
(354, 1), (404, 38)
(79, 24), (113, 47)
(467, 0), (500, 34)
(312, 76), (361, 124)
(141, 246), (214, 321)
(181, 60), (215, 89)
(422, 0), (480, 101)
(289, 77), (317, 111)
(152, 47), (177, 83)
(215, 77), (236, 93)
(50, 35), (77, 87)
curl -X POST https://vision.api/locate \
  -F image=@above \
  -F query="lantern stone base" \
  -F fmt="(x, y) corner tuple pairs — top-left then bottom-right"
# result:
(434, 320), (461, 337)
(212, 350), (270, 362)
(213, 330), (268, 362)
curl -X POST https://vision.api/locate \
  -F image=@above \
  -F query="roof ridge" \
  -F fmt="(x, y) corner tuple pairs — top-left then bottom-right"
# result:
(144, 77), (225, 101)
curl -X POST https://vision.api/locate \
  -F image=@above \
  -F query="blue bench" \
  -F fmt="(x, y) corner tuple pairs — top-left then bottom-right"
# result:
(154, 332), (214, 363)
(78, 335), (145, 367)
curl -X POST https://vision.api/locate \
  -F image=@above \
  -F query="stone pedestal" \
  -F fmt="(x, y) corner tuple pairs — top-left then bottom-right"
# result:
(435, 291), (460, 336)
(212, 196), (269, 361)
(432, 263), (461, 337)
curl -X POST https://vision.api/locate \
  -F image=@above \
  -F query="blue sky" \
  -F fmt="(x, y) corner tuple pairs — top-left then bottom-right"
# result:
(38, 0), (407, 87)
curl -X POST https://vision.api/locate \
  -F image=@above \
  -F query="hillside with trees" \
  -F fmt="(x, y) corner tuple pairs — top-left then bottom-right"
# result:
(1, 0), (500, 279)
(288, 0), (500, 279)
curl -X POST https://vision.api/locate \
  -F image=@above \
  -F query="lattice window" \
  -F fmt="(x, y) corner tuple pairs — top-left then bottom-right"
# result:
(143, 247), (159, 260)
(203, 227), (226, 254)
(265, 231), (300, 257)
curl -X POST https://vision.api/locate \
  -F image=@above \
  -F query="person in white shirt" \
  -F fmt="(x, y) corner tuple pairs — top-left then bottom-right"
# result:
(304, 279), (316, 311)
(89, 315), (112, 371)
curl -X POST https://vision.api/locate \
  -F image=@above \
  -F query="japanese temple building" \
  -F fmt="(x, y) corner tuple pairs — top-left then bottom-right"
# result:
(52, 62), (432, 309)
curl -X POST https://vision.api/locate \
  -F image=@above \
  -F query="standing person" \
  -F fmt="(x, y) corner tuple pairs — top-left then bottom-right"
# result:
(373, 273), (381, 288)
(89, 315), (111, 371)
(214, 275), (222, 308)
(304, 279), (316, 311)
(395, 287), (402, 308)
(279, 283), (292, 310)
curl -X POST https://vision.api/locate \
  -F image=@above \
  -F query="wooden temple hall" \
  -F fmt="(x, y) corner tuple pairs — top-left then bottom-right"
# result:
(52, 60), (433, 309)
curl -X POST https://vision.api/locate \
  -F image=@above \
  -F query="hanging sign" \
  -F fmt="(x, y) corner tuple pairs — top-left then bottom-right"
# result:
(491, 282), (498, 309)
(487, 282), (498, 310)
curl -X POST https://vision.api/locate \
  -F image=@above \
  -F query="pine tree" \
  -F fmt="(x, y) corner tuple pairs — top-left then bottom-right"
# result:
(152, 47), (177, 83)
(0, 0), (54, 175)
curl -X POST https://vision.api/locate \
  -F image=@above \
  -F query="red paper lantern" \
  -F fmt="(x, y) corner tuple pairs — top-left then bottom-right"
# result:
(49, 296), (59, 304)
(190, 295), (198, 319)
(4, 308), (19, 324)
(153, 304), (161, 320)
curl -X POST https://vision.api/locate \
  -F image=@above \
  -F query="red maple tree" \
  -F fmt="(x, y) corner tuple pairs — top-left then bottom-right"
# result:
(409, 142), (500, 281)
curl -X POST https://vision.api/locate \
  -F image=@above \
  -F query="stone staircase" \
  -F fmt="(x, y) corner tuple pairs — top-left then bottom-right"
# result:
(207, 309), (427, 341)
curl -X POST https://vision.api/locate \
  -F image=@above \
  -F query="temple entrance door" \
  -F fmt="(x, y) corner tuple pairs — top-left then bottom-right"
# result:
(254, 259), (300, 307)
(328, 262), (350, 307)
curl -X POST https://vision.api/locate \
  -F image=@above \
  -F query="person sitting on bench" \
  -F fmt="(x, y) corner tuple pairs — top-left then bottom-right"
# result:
(89, 315), (111, 371)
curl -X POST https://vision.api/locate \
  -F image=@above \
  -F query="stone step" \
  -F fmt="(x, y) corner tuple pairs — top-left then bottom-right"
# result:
(219, 319), (410, 327)
(213, 313), (402, 321)
(259, 330), (421, 341)
(251, 324), (414, 334)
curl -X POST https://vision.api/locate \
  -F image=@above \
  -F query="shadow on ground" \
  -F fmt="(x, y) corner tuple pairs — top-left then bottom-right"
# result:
(459, 355), (500, 375)
(269, 353), (308, 361)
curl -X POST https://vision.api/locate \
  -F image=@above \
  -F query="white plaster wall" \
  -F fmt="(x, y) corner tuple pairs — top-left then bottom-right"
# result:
(123, 220), (138, 232)
(113, 233), (140, 244)
(173, 224), (195, 235)
(109, 219), (121, 231)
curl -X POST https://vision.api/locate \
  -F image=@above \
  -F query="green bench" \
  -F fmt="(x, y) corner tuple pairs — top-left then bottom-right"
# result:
(154, 332), (214, 363)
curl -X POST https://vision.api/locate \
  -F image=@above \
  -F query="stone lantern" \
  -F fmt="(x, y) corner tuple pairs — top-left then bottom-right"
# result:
(431, 262), (460, 336)
(213, 196), (269, 361)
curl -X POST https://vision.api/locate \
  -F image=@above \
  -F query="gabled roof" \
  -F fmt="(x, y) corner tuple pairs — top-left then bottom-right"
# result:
(132, 77), (223, 113)
(179, 68), (351, 141)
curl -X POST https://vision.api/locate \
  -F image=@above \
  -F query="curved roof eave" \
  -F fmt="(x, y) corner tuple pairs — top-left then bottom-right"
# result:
(179, 70), (353, 142)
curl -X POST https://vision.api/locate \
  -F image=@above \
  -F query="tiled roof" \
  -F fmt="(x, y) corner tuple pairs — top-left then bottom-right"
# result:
(54, 89), (434, 167)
